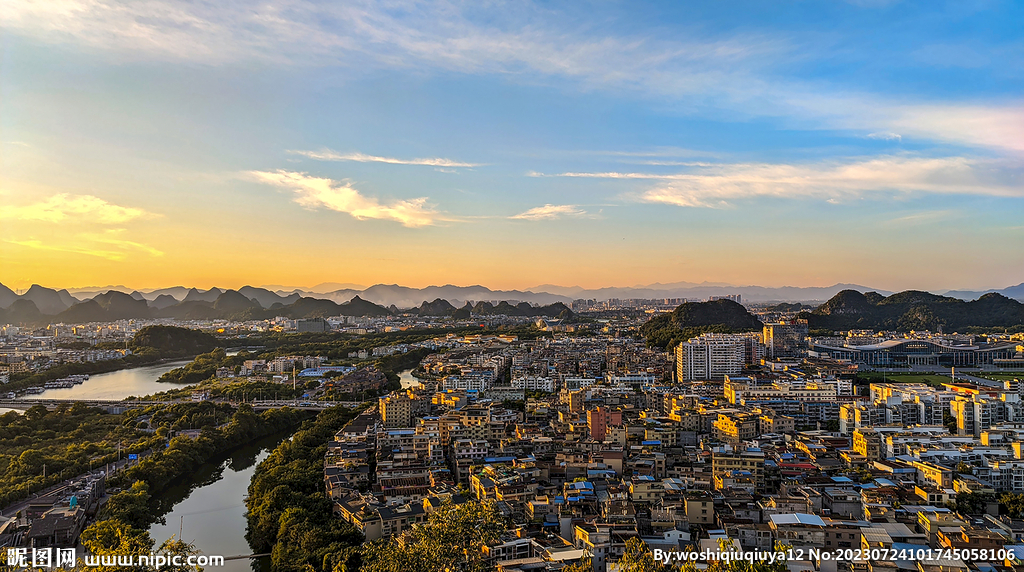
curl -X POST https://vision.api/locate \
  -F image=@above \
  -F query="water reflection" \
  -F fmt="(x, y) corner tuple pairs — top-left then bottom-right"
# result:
(24, 360), (193, 401)
(149, 432), (288, 572)
(398, 368), (423, 389)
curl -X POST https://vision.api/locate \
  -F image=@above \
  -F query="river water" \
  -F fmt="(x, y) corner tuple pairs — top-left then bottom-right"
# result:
(149, 432), (285, 572)
(398, 368), (421, 389)
(22, 360), (193, 400)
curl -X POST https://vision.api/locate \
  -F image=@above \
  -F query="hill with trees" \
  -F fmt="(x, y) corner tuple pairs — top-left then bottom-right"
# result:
(798, 290), (1024, 332)
(129, 325), (220, 357)
(640, 299), (763, 349)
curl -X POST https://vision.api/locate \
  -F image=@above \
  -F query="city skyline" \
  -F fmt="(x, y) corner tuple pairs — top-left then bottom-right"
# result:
(2, 1), (1023, 292)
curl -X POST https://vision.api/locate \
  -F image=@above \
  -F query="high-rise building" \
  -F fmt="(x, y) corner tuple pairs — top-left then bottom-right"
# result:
(675, 334), (745, 381)
(763, 320), (809, 358)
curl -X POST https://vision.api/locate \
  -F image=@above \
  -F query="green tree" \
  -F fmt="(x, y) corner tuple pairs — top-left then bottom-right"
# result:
(955, 491), (994, 515)
(616, 537), (675, 572)
(79, 520), (155, 572)
(359, 501), (506, 572)
(101, 481), (153, 529)
(943, 411), (958, 434)
(1000, 492), (1024, 518)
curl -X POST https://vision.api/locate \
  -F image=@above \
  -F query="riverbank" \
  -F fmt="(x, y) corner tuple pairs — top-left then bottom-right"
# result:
(245, 404), (368, 572)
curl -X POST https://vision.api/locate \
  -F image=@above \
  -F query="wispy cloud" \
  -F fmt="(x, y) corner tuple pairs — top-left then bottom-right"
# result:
(536, 156), (1024, 208)
(289, 149), (481, 168)
(510, 204), (589, 220)
(249, 170), (444, 227)
(8, 230), (164, 261)
(883, 210), (958, 226)
(0, 194), (154, 223)
(80, 229), (165, 257)
(867, 131), (902, 141)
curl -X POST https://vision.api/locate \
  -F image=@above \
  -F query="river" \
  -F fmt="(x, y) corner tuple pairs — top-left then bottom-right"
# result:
(148, 431), (286, 572)
(22, 360), (194, 400)
(398, 368), (422, 389)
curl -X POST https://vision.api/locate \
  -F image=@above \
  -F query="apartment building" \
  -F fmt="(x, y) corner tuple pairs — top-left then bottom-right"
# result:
(676, 334), (745, 381)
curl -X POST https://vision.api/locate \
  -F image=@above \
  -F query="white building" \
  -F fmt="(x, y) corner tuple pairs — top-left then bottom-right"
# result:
(675, 334), (745, 381)
(511, 376), (555, 392)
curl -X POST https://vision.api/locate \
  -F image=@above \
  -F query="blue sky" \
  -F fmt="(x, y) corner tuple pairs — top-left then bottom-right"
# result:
(1, 0), (1022, 291)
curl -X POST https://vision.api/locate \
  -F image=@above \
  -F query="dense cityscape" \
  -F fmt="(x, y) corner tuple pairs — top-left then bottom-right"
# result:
(1, 282), (1024, 572)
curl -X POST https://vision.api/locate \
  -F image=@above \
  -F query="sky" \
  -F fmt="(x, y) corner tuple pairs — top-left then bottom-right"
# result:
(1, 0), (1022, 293)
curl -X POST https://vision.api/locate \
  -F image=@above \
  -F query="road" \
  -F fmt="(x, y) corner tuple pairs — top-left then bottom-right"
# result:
(952, 372), (1006, 388)
(0, 449), (152, 517)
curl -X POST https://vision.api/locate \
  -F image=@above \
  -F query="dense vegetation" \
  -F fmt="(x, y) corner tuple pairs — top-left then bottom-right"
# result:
(76, 519), (203, 572)
(0, 404), (156, 507)
(129, 325), (220, 357)
(245, 405), (366, 572)
(800, 290), (1024, 332)
(149, 378), (308, 402)
(640, 299), (763, 349)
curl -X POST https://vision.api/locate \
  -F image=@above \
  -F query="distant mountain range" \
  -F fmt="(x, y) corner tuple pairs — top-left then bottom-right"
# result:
(0, 282), (573, 325)
(2, 280), (1022, 326)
